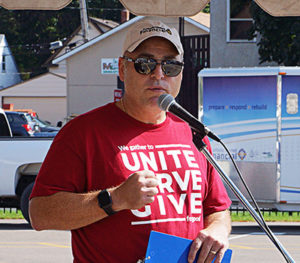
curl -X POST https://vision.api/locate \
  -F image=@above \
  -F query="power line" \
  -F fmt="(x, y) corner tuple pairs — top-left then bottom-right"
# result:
(67, 6), (124, 11)
(0, 44), (51, 49)
(0, 40), (84, 57)
(0, 6), (124, 11)
(0, 72), (37, 75)
(0, 37), (87, 52)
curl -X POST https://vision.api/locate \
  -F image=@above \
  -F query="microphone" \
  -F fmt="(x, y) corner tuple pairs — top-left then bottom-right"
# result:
(158, 94), (220, 142)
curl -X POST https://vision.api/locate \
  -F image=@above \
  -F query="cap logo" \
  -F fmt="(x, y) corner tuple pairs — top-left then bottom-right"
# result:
(140, 26), (172, 35)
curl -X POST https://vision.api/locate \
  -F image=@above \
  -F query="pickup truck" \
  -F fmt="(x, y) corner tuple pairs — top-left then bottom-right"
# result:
(0, 108), (53, 222)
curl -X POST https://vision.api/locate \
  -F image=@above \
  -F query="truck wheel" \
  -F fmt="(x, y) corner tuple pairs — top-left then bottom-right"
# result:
(20, 182), (34, 224)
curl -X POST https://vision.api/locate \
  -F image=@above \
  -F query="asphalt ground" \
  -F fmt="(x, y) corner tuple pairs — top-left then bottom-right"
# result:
(0, 220), (299, 262)
(229, 222), (300, 263)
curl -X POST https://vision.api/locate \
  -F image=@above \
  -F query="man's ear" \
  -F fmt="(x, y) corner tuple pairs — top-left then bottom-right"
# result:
(119, 57), (125, 81)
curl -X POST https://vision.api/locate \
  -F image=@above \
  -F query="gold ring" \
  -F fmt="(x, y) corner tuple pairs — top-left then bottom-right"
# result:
(210, 250), (217, 255)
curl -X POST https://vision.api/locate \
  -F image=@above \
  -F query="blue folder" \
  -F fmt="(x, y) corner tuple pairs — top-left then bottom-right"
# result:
(145, 231), (232, 263)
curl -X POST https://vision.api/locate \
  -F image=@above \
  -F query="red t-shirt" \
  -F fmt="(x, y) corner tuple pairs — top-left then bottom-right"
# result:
(31, 102), (231, 262)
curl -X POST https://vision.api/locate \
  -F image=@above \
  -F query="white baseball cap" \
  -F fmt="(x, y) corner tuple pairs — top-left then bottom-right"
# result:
(122, 20), (184, 55)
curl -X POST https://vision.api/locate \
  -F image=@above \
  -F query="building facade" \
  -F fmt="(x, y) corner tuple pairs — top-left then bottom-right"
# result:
(210, 0), (276, 68)
(0, 35), (21, 90)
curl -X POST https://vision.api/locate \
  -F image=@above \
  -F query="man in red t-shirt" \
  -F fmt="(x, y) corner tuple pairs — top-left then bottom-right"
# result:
(29, 20), (231, 263)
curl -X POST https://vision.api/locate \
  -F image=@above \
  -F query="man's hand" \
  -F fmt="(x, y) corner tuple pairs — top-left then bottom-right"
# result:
(110, 170), (159, 211)
(188, 210), (231, 263)
(188, 228), (229, 263)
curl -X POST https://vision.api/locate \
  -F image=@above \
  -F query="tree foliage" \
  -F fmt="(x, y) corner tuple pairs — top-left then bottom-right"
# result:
(87, 0), (124, 21)
(250, 2), (300, 66)
(0, 0), (123, 79)
(202, 3), (210, 14)
(0, 6), (80, 79)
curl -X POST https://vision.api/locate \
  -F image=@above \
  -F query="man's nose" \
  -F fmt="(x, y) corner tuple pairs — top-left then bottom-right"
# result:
(151, 64), (165, 79)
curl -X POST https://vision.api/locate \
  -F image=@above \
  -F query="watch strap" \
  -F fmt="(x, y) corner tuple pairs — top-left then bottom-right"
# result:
(97, 189), (116, 216)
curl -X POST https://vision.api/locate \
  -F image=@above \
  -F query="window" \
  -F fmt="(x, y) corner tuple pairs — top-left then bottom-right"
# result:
(6, 113), (25, 125)
(227, 0), (255, 42)
(286, 93), (298, 114)
(0, 114), (10, 136)
(2, 55), (6, 72)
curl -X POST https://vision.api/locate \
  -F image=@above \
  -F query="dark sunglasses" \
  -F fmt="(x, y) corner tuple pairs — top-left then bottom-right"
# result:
(122, 56), (184, 77)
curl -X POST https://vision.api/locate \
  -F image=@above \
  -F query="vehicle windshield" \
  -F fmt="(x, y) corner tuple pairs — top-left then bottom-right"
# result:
(24, 114), (35, 123)
(33, 117), (49, 127)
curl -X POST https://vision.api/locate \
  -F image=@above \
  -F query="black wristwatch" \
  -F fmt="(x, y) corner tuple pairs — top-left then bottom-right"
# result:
(97, 189), (116, 216)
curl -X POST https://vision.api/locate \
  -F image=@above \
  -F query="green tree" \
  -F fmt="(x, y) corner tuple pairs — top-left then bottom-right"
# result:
(202, 3), (210, 13)
(0, 0), (123, 79)
(0, 5), (80, 79)
(87, 0), (124, 21)
(250, 2), (300, 66)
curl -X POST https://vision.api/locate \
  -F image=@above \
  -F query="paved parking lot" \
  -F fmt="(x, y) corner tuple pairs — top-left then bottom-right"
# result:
(0, 220), (72, 263)
(229, 222), (300, 262)
(0, 220), (299, 262)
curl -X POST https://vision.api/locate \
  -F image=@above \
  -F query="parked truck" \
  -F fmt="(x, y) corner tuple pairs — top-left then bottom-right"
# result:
(199, 67), (300, 211)
(0, 108), (53, 222)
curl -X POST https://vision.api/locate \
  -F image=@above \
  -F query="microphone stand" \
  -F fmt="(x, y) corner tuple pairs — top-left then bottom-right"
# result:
(192, 132), (295, 263)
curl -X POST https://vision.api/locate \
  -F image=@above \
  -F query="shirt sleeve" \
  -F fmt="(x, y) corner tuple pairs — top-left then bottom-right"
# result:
(30, 120), (86, 199)
(202, 137), (232, 216)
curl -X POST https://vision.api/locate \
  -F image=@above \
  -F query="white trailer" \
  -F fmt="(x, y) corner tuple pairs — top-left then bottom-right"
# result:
(199, 67), (300, 211)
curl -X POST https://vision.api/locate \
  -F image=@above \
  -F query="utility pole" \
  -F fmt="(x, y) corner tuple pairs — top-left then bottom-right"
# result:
(79, 0), (89, 42)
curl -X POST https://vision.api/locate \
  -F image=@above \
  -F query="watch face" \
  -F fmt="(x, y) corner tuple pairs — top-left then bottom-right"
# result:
(98, 190), (116, 215)
(98, 190), (111, 207)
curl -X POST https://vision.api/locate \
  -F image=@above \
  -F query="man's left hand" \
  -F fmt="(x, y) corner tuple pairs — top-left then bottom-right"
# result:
(187, 210), (231, 263)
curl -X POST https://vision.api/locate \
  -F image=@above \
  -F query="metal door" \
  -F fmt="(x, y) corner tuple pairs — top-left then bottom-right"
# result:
(177, 34), (210, 118)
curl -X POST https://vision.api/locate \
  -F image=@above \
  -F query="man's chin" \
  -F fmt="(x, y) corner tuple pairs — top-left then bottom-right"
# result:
(148, 96), (161, 107)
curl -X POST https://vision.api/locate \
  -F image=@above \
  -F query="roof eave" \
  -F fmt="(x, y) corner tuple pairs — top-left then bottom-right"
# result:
(184, 17), (210, 33)
(53, 16), (144, 64)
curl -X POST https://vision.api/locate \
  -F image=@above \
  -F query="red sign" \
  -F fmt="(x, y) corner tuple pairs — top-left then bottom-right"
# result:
(114, 89), (123, 102)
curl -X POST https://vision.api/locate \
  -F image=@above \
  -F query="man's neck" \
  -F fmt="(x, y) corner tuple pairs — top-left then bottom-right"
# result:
(117, 99), (166, 125)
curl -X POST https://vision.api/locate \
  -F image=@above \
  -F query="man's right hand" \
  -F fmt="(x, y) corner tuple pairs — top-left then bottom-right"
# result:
(110, 170), (159, 212)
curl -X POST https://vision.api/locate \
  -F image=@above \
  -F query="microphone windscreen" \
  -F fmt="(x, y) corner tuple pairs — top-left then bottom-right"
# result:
(158, 94), (174, 111)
